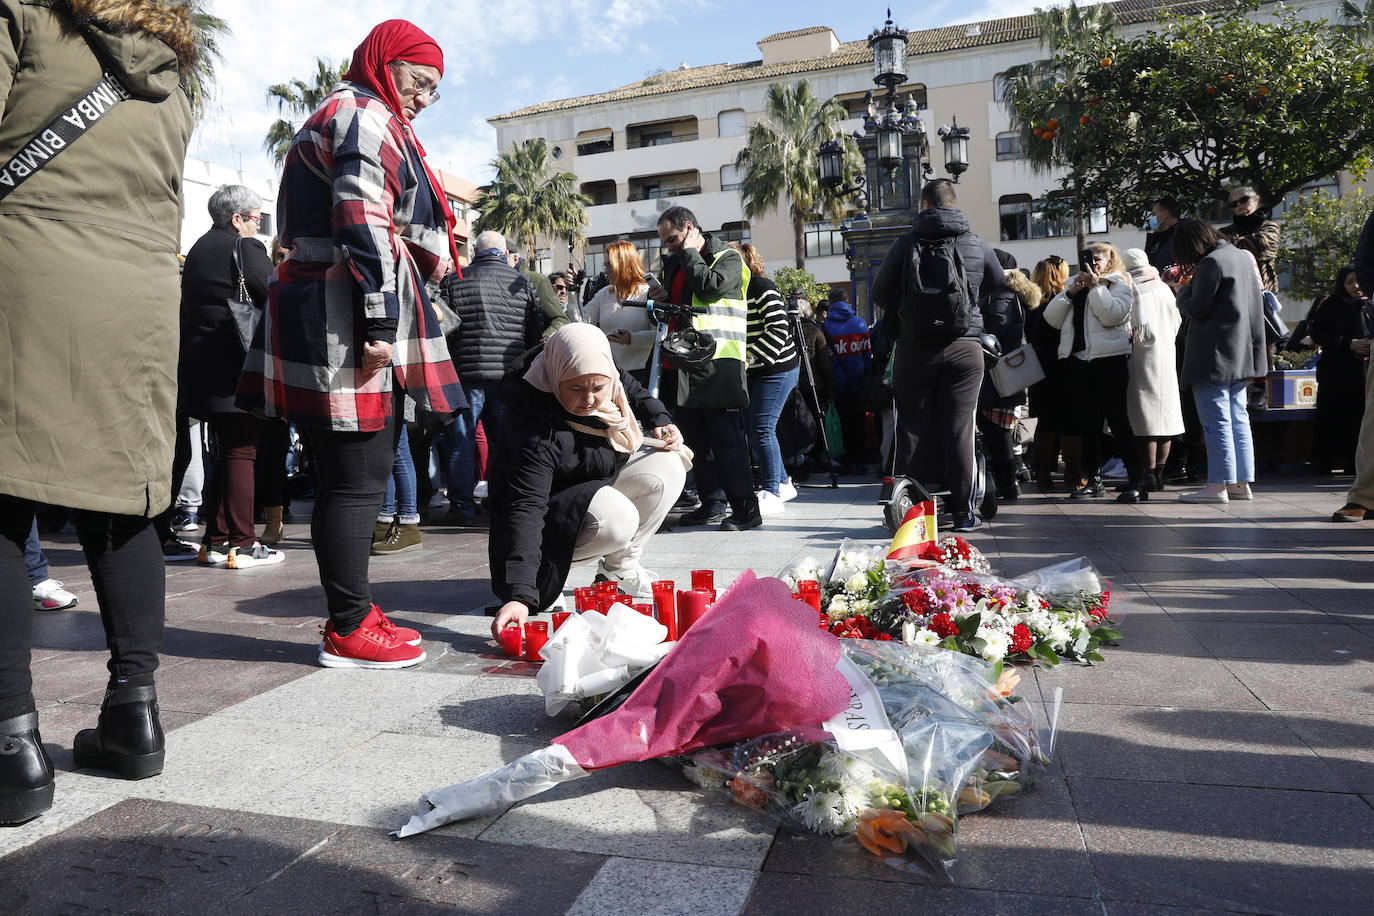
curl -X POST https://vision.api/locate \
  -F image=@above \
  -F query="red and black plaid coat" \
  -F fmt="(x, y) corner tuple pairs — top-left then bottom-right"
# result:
(237, 83), (465, 431)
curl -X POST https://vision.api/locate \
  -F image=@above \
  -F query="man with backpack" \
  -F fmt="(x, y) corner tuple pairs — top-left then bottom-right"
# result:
(871, 179), (1003, 531)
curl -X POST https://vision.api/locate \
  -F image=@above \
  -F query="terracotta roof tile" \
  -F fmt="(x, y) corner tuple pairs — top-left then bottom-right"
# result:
(490, 0), (1237, 123)
(759, 26), (833, 42)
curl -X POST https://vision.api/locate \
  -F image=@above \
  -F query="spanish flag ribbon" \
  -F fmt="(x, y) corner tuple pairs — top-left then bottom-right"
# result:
(887, 500), (938, 561)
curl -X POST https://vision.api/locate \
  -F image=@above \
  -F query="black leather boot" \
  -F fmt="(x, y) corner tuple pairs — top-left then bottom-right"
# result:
(73, 683), (164, 780)
(720, 495), (763, 531)
(0, 711), (55, 825)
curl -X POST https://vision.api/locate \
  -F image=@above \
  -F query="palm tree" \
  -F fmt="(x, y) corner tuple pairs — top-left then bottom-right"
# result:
(735, 80), (861, 268)
(1340, 0), (1374, 41)
(475, 138), (588, 257)
(1002, 2), (1117, 251)
(183, 1), (229, 120)
(263, 58), (350, 166)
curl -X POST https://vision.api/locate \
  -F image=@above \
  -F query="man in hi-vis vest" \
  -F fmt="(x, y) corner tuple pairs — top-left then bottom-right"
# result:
(656, 206), (761, 531)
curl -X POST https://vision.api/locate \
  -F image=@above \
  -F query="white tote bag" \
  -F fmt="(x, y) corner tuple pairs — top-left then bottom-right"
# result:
(989, 344), (1045, 398)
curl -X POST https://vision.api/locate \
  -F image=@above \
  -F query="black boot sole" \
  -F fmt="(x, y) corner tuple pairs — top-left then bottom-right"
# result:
(73, 745), (164, 780)
(0, 780), (54, 825)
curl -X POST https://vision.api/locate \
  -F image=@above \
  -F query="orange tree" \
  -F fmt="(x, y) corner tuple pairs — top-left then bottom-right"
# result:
(1005, 0), (1374, 226)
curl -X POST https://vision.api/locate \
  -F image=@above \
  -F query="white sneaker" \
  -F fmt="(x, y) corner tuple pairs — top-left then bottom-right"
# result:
(198, 543), (229, 566)
(225, 542), (286, 569)
(1227, 483), (1254, 501)
(32, 579), (78, 611)
(756, 490), (786, 517)
(778, 479), (798, 502)
(1180, 487), (1229, 503)
(474, 480), (489, 499)
(596, 560), (657, 598)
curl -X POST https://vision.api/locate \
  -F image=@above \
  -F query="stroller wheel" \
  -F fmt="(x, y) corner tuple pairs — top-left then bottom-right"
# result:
(883, 478), (915, 535)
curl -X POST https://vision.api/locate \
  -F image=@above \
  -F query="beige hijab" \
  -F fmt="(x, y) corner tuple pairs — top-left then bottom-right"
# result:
(524, 323), (644, 454)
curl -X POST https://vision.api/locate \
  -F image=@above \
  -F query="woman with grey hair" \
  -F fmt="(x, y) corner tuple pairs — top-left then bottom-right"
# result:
(177, 184), (283, 568)
(1221, 186), (1281, 293)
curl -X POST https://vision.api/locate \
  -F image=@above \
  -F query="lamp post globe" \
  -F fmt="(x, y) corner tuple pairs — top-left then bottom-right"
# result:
(876, 123), (904, 172)
(818, 139), (844, 189)
(939, 119), (971, 182)
(868, 11), (908, 89)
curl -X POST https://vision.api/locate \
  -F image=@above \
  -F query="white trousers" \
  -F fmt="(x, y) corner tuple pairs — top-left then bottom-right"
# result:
(572, 447), (687, 571)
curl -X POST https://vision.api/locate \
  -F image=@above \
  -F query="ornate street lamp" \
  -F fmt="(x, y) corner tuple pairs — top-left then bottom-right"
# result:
(868, 12), (908, 89)
(939, 118), (971, 183)
(818, 139), (846, 189)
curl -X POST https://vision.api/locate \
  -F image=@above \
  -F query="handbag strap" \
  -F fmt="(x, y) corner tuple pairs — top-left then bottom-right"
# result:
(230, 238), (250, 302)
(0, 31), (133, 202)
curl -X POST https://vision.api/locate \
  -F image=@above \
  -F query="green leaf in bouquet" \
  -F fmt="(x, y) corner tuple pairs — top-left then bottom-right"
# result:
(1034, 643), (1061, 666)
(956, 612), (982, 638)
(1086, 649), (1105, 663)
(1094, 626), (1123, 642)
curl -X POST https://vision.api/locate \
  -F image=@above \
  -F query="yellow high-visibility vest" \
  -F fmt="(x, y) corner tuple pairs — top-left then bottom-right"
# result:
(691, 248), (750, 361)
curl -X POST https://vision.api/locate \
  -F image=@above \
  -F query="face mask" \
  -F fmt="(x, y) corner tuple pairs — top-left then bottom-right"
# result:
(1145, 215), (1159, 232)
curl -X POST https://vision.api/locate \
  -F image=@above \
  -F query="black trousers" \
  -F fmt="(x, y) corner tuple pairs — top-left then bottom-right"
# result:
(892, 339), (985, 518)
(305, 411), (399, 634)
(977, 414), (1018, 488)
(1067, 355), (1138, 481)
(153, 418), (195, 544)
(833, 388), (869, 468)
(675, 405), (754, 514)
(1312, 384), (1364, 472)
(0, 495), (164, 713)
(255, 419), (291, 510)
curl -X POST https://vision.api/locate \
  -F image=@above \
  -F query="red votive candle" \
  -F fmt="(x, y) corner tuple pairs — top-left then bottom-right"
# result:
(690, 569), (714, 590)
(574, 587), (595, 612)
(551, 611), (571, 632)
(596, 580), (617, 597)
(523, 621), (549, 661)
(798, 579), (820, 594)
(705, 588), (717, 605)
(498, 624), (523, 658)
(802, 590), (821, 613)
(653, 586), (678, 640)
(632, 603), (654, 616)
(677, 588), (713, 634)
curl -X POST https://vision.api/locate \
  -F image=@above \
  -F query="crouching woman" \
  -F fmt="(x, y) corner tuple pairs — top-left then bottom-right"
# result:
(489, 324), (686, 638)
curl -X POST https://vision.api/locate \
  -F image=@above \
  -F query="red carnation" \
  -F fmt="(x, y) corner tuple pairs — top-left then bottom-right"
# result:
(1010, 623), (1033, 654)
(930, 612), (958, 639)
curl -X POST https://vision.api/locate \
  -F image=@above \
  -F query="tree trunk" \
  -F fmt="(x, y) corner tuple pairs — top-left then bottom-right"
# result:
(793, 213), (806, 269)
(1073, 183), (1086, 256)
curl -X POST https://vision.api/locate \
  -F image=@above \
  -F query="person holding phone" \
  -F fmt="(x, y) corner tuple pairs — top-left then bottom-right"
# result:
(488, 324), (686, 636)
(582, 240), (657, 385)
(1043, 242), (1139, 499)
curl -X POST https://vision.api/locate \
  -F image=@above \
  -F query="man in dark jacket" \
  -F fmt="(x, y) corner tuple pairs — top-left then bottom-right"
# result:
(822, 288), (872, 474)
(656, 205), (761, 531)
(1145, 197), (1181, 270)
(871, 179), (1001, 531)
(438, 230), (547, 524)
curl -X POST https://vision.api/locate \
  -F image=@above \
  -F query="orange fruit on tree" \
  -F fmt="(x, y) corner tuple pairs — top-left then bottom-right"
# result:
(1206, 86), (1218, 95)
(1257, 85), (1269, 96)
(1099, 56), (1112, 67)
(1079, 115), (1092, 125)
(1046, 118), (1060, 130)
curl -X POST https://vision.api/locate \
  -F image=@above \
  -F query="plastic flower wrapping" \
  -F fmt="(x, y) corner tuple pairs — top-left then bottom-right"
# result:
(784, 540), (1120, 666)
(675, 639), (1060, 878)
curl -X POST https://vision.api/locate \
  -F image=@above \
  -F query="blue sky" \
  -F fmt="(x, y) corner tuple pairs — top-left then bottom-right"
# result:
(193, 0), (1048, 184)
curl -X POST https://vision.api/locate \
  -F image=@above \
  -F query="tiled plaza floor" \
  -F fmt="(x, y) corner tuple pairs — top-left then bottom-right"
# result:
(3, 474), (1373, 913)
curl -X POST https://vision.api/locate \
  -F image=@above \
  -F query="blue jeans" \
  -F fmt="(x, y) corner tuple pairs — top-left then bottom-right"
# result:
(748, 366), (800, 494)
(381, 430), (419, 523)
(442, 383), (504, 514)
(24, 518), (47, 584)
(1192, 381), (1254, 484)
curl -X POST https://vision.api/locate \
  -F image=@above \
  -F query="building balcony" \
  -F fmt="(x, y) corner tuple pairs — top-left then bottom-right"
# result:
(585, 189), (743, 239)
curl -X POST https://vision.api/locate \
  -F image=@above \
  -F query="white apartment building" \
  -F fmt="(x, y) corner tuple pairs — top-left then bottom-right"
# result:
(490, 0), (1346, 302)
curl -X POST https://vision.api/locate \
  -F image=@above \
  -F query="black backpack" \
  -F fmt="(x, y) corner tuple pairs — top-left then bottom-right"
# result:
(903, 233), (975, 342)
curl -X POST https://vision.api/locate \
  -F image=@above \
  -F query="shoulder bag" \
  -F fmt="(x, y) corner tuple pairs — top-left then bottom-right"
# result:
(226, 239), (261, 352)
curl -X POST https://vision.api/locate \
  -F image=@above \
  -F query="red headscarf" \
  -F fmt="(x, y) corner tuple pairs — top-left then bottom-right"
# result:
(344, 20), (462, 277)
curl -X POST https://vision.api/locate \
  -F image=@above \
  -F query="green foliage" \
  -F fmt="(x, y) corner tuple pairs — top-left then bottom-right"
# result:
(1004, 0), (1374, 225)
(263, 58), (350, 166)
(1278, 188), (1374, 300)
(772, 266), (832, 305)
(475, 138), (588, 257)
(735, 80), (862, 267)
(183, 2), (229, 121)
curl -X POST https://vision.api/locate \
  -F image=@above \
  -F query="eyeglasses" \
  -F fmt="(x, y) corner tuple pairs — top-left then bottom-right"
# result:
(552, 284), (569, 292)
(391, 61), (440, 103)
(1228, 195), (1252, 209)
(240, 213), (262, 224)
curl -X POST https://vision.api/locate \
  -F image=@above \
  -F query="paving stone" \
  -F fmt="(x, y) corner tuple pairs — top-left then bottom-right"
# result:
(566, 857), (757, 916)
(1221, 658), (1374, 714)
(1177, 621), (1374, 660)
(35, 700), (201, 773)
(480, 760), (777, 868)
(1274, 713), (1374, 791)
(0, 785), (121, 859)
(1034, 654), (1264, 711)
(741, 872), (1102, 914)
(235, 823), (606, 915)
(0, 798), (341, 913)
(1072, 776), (1374, 914)
(1055, 704), (1347, 792)
(216, 667), (478, 732)
(390, 669), (571, 746)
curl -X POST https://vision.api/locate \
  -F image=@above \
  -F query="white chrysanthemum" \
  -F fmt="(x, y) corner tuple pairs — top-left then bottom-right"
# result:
(1021, 610), (1054, 635)
(910, 627), (942, 646)
(849, 598), (873, 615)
(1048, 620), (1072, 648)
(818, 749), (879, 787)
(977, 626), (1010, 662)
(844, 572), (869, 594)
(790, 791), (850, 834)
(827, 594), (849, 613)
(838, 781), (872, 817)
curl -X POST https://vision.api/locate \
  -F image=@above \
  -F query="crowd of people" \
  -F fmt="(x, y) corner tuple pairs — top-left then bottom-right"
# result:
(3, 7), (1374, 831)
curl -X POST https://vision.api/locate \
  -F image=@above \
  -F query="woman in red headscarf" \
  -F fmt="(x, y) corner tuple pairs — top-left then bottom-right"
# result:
(239, 20), (466, 669)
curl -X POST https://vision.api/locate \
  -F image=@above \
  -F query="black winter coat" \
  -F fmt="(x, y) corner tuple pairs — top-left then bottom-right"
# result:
(178, 226), (273, 419)
(979, 270), (1030, 408)
(439, 252), (546, 382)
(489, 373), (673, 611)
(870, 206), (1002, 346)
(1309, 294), (1372, 393)
(659, 234), (749, 408)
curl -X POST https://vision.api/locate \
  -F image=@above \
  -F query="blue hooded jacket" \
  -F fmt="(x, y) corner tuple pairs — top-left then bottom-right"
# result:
(822, 301), (872, 391)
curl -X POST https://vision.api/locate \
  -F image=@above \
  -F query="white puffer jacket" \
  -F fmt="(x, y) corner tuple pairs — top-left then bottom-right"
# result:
(1043, 271), (1133, 360)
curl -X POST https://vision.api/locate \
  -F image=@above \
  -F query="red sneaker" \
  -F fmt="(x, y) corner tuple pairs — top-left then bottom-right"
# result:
(318, 607), (426, 669)
(372, 605), (422, 646)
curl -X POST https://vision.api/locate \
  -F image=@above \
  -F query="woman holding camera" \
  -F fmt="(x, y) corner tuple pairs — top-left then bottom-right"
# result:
(1169, 219), (1268, 503)
(1308, 267), (1370, 475)
(582, 240), (655, 384)
(1043, 242), (1138, 499)
(488, 324), (686, 637)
